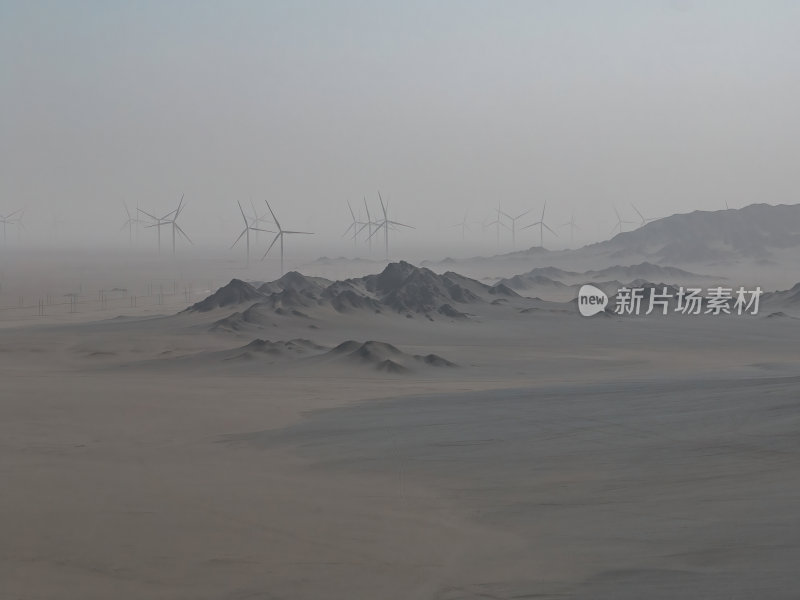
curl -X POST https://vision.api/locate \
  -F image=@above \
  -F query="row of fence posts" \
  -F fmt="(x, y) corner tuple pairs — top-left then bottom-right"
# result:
(4, 280), (206, 318)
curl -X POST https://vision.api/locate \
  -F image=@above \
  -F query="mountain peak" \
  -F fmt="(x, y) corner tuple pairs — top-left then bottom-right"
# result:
(185, 279), (263, 312)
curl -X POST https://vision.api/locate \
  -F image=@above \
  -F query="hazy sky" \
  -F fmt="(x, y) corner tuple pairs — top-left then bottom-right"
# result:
(2, 1), (799, 254)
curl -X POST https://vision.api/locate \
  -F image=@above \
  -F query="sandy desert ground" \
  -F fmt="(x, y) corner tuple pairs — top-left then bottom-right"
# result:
(3, 250), (800, 599)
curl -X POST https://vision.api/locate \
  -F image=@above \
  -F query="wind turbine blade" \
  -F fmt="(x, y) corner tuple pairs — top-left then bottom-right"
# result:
(516, 209), (531, 220)
(137, 208), (158, 221)
(261, 233), (281, 259)
(541, 201), (547, 220)
(283, 230), (314, 235)
(251, 227), (275, 233)
(387, 220), (414, 229)
(543, 223), (558, 236)
(123, 201), (131, 219)
(238, 201), (249, 226)
(230, 228), (247, 249)
(175, 224), (192, 243)
(366, 222), (385, 241)
(264, 200), (281, 230)
(342, 223), (356, 237)
(355, 222), (370, 236)
(499, 210), (512, 220)
(377, 191), (387, 219)
(631, 204), (644, 221)
(347, 200), (356, 222)
(521, 222), (538, 230)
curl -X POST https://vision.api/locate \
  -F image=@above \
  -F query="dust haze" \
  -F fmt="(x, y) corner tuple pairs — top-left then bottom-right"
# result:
(3, 2), (800, 599)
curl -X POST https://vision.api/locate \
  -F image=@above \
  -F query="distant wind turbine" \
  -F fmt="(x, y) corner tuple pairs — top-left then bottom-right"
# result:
(631, 203), (656, 228)
(486, 204), (509, 247)
(261, 200), (314, 275)
(143, 194), (191, 255)
(231, 201), (273, 266)
(499, 208), (530, 250)
(522, 201), (558, 249)
(138, 205), (176, 254)
(452, 209), (471, 240)
(367, 191), (414, 260)
(560, 214), (580, 246)
(0, 209), (23, 244)
(342, 200), (368, 249)
(362, 196), (377, 253)
(610, 205), (635, 236)
(249, 198), (272, 243)
(120, 201), (142, 244)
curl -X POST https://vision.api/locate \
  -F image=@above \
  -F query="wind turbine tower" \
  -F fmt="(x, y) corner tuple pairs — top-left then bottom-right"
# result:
(232, 200), (273, 266)
(523, 201), (558, 249)
(261, 200), (314, 275)
(499, 208), (530, 250)
(367, 191), (414, 261)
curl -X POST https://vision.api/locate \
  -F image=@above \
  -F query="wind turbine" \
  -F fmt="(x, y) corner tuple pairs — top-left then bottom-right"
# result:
(486, 204), (509, 247)
(522, 201), (558, 249)
(231, 201), (273, 266)
(367, 191), (414, 261)
(452, 209), (471, 240)
(499, 208), (530, 250)
(164, 195), (192, 254)
(142, 195), (190, 255)
(138, 205), (176, 254)
(362, 196), (377, 253)
(560, 214), (580, 246)
(631, 203), (656, 228)
(342, 200), (367, 249)
(249, 198), (272, 243)
(261, 200), (314, 275)
(0, 209), (22, 244)
(610, 205), (635, 236)
(120, 201), (142, 244)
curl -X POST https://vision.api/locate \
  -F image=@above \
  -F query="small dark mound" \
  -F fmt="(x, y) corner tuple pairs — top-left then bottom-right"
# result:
(330, 340), (364, 354)
(376, 359), (409, 374)
(241, 339), (284, 355)
(352, 341), (403, 360)
(414, 354), (457, 368)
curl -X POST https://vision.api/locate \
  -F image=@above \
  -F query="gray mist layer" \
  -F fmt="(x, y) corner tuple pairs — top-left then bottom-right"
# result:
(2, 1), (800, 256)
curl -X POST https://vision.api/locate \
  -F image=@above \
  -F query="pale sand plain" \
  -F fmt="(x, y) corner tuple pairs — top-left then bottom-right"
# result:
(3, 261), (800, 599)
